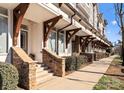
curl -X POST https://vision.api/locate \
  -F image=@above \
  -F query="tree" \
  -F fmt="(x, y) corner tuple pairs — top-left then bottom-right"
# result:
(114, 3), (124, 66)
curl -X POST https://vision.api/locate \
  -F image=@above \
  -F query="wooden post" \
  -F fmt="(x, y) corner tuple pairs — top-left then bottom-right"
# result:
(13, 3), (29, 46)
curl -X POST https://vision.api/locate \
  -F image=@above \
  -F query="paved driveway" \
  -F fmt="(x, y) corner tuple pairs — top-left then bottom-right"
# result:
(36, 55), (117, 90)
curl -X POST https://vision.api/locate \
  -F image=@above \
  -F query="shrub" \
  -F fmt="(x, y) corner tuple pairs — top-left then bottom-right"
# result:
(65, 55), (88, 71)
(76, 55), (86, 70)
(0, 62), (19, 90)
(65, 56), (76, 71)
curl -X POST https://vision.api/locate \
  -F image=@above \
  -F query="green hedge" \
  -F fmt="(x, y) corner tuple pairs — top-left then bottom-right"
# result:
(0, 62), (19, 90)
(65, 55), (88, 71)
(65, 56), (77, 71)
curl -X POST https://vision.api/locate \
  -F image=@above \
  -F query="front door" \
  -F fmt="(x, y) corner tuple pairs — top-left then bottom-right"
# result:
(20, 25), (28, 53)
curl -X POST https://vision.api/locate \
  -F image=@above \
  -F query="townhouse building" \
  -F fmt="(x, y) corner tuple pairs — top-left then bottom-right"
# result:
(0, 3), (112, 89)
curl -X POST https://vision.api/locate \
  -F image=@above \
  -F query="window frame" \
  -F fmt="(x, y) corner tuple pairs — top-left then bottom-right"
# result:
(0, 7), (8, 54)
(47, 30), (57, 53)
(20, 24), (28, 53)
(58, 31), (65, 55)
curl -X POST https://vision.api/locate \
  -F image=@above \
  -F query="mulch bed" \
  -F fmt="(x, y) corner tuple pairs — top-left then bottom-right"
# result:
(105, 57), (124, 81)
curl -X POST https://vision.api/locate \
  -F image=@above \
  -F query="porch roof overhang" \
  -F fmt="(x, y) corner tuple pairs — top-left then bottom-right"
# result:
(0, 3), (19, 9)
(60, 3), (111, 47)
(23, 4), (89, 35)
(93, 40), (110, 48)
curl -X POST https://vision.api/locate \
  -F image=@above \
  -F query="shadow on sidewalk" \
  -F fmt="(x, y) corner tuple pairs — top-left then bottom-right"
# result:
(77, 70), (124, 77)
(66, 78), (97, 84)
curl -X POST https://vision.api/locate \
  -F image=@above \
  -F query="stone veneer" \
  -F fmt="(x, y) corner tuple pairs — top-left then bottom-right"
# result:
(11, 47), (36, 89)
(42, 49), (65, 77)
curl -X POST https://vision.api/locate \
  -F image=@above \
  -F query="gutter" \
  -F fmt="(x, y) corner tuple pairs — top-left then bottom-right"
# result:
(64, 3), (110, 46)
(58, 13), (76, 31)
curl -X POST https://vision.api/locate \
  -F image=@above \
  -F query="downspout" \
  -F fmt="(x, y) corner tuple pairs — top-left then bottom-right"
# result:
(65, 3), (104, 43)
(56, 11), (76, 55)
(58, 13), (76, 31)
(93, 4), (95, 27)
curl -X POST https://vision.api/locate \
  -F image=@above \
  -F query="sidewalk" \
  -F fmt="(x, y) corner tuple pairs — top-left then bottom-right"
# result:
(37, 55), (117, 90)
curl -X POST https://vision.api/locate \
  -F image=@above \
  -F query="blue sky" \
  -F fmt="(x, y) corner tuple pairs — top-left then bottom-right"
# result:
(99, 3), (121, 44)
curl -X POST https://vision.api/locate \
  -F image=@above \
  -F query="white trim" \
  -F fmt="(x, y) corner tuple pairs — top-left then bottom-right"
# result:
(0, 7), (9, 54)
(0, 13), (8, 18)
(21, 28), (28, 32)
(58, 32), (65, 56)
(0, 53), (7, 56)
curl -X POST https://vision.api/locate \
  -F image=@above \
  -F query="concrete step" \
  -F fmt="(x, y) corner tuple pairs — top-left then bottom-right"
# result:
(36, 70), (53, 78)
(36, 73), (54, 85)
(34, 62), (56, 89)
(35, 76), (57, 89)
(36, 66), (50, 72)
(36, 65), (48, 69)
(35, 62), (46, 67)
(36, 68), (51, 73)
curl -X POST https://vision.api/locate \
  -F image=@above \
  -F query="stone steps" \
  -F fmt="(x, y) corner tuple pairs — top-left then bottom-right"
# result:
(35, 62), (55, 88)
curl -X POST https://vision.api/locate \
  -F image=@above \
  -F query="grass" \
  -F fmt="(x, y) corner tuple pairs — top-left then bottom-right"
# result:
(93, 56), (124, 90)
(112, 56), (122, 66)
(93, 75), (124, 90)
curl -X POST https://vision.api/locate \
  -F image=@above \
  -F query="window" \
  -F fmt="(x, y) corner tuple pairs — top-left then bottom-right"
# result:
(47, 31), (57, 53)
(0, 7), (8, 53)
(47, 31), (65, 55)
(21, 25), (28, 53)
(59, 32), (64, 54)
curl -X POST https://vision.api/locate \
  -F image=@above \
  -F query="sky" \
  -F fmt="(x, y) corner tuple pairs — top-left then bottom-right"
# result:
(99, 3), (121, 44)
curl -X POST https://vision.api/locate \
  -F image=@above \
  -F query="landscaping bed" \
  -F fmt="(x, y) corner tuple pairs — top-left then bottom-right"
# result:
(64, 55), (92, 75)
(65, 62), (91, 75)
(93, 56), (124, 90)
(94, 75), (124, 90)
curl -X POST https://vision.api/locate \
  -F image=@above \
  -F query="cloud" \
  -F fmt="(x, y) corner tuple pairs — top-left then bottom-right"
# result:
(112, 20), (117, 25)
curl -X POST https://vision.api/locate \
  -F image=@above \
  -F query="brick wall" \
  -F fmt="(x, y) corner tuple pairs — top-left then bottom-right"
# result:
(11, 47), (36, 89)
(42, 49), (65, 77)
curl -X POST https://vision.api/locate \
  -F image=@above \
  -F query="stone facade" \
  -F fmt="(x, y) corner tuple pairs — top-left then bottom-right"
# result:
(11, 47), (36, 89)
(42, 49), (65, 77)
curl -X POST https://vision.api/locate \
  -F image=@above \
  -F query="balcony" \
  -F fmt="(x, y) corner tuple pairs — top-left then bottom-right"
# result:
(76, 4), (90, 21)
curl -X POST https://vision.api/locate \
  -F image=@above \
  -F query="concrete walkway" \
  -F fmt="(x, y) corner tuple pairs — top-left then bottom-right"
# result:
(37, 55), (117, 90)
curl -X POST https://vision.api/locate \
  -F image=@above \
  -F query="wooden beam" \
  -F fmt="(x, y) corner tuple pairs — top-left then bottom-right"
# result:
(80, 35), (92, 46)
(13, 3), (29, 46)
(81, 35), (92, 38)
(80, 36), (95, 52)
(59, 3), (63, 7)
(66, 28), (81, 48)
(43, 15), (63, 47)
